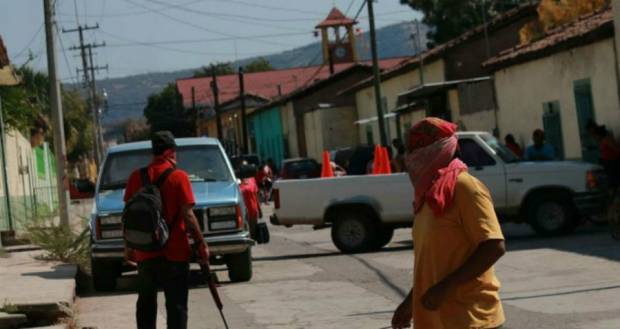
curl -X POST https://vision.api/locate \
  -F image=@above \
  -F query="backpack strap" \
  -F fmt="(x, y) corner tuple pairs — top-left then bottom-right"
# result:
(155, 167), (176, 188)
(140, 167), (151, 187)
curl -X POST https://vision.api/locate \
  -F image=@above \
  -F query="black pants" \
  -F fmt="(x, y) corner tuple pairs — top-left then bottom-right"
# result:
(136, 258), (190, 329)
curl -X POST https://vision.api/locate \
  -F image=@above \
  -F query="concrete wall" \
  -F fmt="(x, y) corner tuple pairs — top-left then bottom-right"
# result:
(355, 59), (446, 144)
(448, 87), (497, 132)
(494, 39), (620, 159)
(304, 106), (359, 161)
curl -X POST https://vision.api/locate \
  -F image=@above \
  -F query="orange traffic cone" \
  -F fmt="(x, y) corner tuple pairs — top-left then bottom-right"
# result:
(372, 145), (382, 175)
(321, 151), (334, 178)
(382, 147), (392, 174)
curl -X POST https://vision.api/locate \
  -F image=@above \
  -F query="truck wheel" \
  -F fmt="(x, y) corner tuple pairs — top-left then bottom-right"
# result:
(91, 258), (120, 292)
(227, 248), (253, 282)
(372, 226), (394, 250)
(331, 212), (377, 253)
(607, 198), (620, 241)
(527, 195), (577, 236)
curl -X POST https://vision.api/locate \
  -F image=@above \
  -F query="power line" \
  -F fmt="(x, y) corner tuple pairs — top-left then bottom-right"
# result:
(10, 24), (44, 61)
(345, 0), (358, 15)
(144, 0), (313, 32)
(101, 30), (311, 47)
(121, 0), (298, 48)
(204, 0), (324, 16)
(58, 0), (207, 18)
(55, 24), (80, 85)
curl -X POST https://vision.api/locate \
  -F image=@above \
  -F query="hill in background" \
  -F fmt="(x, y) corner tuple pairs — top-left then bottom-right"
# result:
(94, 21), (429, 138)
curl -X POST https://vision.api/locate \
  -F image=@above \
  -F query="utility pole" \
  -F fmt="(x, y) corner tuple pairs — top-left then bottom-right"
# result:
(412, 20), (425, 86)
(191, 87), (198, 136)
(86, 45), (108, 163)
(43, 0), (70, 228)
(211, 67), (223, 141)
(62, 24), (98, 88)
(367, 0), (388, 146)
(64, 24), (106, 165)
(238, 67), (249, 154)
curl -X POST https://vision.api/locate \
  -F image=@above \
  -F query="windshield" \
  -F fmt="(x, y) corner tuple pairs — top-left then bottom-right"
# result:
(479, 134), (520, 163)
(99, 145), (232, 190)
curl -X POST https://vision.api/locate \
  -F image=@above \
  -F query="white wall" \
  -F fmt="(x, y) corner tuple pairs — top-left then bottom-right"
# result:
(355, 60), (446, 144)
(494, 39), (620, 159)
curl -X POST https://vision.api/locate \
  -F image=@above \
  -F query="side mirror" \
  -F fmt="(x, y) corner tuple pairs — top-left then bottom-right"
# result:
(238, 164), (257, 179)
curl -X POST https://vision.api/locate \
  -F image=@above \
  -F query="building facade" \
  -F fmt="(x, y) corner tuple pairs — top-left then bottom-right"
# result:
(485, 9), (617, 161)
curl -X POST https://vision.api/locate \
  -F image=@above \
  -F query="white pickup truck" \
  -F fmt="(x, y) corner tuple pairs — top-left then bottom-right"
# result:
(270, 132), (608, 253)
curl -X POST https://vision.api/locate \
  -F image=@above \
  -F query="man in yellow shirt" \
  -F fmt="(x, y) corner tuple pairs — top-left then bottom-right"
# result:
(392, 118), (506, 329)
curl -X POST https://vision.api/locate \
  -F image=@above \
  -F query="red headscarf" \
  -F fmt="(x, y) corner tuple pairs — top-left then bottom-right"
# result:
(405, 118), (467, 217)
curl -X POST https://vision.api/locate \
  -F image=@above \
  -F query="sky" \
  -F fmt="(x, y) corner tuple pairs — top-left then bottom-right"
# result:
(0, 0), (422, 81)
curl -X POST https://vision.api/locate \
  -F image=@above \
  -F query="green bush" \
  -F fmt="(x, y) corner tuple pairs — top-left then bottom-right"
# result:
(25, 219), (90, 271)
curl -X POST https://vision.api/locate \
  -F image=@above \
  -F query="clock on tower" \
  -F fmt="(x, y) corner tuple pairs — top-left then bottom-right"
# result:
(316, 7), (358, 65)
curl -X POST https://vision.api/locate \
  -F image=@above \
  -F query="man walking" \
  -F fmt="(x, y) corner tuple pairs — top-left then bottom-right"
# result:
(392, 118), (506, 329)
(124, 131), (209, 329)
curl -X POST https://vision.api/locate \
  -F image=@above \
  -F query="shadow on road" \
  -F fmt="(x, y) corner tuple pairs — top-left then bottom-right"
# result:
(503, 284), (620, 301)
(253, 244), (413, 263)
(78, 267), (236, 299)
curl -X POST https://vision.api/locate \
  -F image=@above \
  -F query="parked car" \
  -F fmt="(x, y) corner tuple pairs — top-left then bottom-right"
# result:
(279, 158), (321, 180)
(271, 132), (608, 253)
(346, 145), (375, 175)
(230, 154), (260, 171)
(90, 138), (255, 291)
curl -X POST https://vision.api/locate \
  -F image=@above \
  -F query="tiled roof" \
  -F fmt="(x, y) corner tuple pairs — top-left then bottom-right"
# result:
(0, 36), (9, 68)
(176, 57), (407, 109)
(340, 1), (539, 94)
(484, 8), (613, 70)
(316, 7), (356, 28)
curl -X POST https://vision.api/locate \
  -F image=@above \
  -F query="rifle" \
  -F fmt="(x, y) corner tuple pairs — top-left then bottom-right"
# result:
(197, 251), (230, 329)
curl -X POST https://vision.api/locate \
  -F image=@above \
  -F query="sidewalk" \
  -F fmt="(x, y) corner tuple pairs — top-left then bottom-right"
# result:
(0, 249), (77, 328)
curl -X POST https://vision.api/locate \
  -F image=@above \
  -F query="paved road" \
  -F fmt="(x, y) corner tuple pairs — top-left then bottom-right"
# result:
(77, 206), (620, 329)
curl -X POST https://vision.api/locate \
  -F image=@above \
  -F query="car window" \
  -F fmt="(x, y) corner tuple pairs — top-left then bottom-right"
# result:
(458, 139), (496, 168)
(100, 145), (232, 190)
(479, 134), (519, 163)
(287, 161), (318, 173)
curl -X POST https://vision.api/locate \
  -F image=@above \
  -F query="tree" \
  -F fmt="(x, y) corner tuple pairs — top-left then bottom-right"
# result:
(0, 67), (93, 160)
(520, 0), (610, 43)
(122, 118), (150, 142)
(243, 57), (274, 73)
(400, 0), (525, 47)
(192, 62), (235, 78)
(143, 83), (192, 137)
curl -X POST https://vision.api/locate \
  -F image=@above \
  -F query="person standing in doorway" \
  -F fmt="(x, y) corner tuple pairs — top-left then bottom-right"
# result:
(392, 118), (506, 329)
(525, 129), (556, 161)
(123, 131), (209, 329)
(504, 134), (523, 159)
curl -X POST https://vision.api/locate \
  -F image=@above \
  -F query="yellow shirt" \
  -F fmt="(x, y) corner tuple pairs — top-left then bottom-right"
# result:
(412, 172), (505, 329)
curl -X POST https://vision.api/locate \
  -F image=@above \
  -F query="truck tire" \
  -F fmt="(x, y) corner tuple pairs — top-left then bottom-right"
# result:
(331, 212), (377, 253)
(91, 258), (120, 292)
(607, 196), (620, 241)
(227, 248), (253, 282)
(527, 195), (577, 236)
(372, 226), (394, 250)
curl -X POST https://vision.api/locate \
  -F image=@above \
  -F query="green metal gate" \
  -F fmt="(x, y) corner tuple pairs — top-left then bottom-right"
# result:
(574, 79), (598, 163)
(542, 101), (565, 160)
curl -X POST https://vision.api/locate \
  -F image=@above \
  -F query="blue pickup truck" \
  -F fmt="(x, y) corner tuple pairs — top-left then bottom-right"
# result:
(90, 138), (255, 291)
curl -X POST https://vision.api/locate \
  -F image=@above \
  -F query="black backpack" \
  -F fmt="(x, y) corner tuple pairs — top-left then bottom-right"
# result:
(122, 167), (176, 252)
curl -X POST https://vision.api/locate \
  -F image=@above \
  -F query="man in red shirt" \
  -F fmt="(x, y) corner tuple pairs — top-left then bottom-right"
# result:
(239, 163), (261, 239)
(124, 131), (209, 329)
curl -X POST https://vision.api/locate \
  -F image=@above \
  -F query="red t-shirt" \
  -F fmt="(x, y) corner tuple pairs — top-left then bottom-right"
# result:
(123, 159), (196, 262)
(240, 178), (260, 221)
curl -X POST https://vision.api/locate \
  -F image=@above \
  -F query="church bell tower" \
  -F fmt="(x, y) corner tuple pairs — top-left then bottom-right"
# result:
(316, 7), (359, 65)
